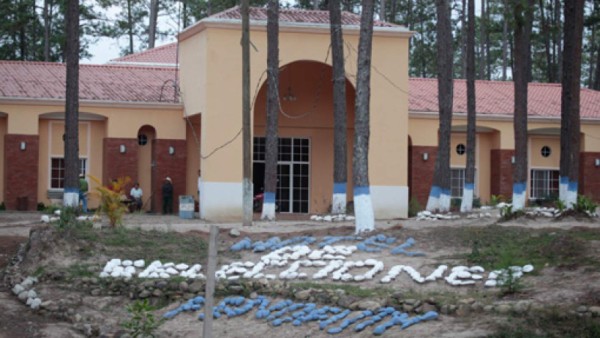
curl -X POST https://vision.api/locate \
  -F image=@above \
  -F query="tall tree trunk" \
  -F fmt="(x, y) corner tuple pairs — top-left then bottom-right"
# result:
(43, 0), (52, 61)
(63, 0), (80, 209)
(148, 0), (159, 48)
(127, 0), (134, 54)
(241, 0), (252, 226)
(559, 0), (584, 207)
(461, 0), (476, 212)
(594, 46), (600, 89)
(353, 0), (376, 233)
(380, 0), (385, 21)
(426, 0), (453, 212)
(553, 0), (562, 82)
(330, 0), (348, 214)
(460, 0), (467, 78)
(484, 0), (491, 80)
(501, 0), (508, 80)
(539, 0), (554, 82)
(261, 0), (280, 220)
(511, 0), (534, 211)
(314, 0), (319, 9)
(478, 0), (486, 79)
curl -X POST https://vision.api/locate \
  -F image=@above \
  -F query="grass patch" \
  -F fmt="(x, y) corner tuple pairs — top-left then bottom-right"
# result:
(451, 225), (600, 270)
(67, 263), (95, 278)
(490, 308), (600, 338)
(67, 226), (208, 264)
(289, 281), (392, 299)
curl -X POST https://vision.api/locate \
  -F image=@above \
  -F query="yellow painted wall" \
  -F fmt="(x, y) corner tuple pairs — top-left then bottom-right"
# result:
(0, 103), (185, 139)
(450, 134), (467, 167)
(185, 116), (201, 200)
(180, 23), (411, 190)
(529, 136), (560, 168)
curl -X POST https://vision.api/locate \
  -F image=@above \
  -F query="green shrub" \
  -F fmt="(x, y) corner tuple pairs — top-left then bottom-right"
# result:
(122, 299), (164, 338)
(574, 195), (598, 216)
(90, 175), (131, 227)
(408, 197), (422, 217)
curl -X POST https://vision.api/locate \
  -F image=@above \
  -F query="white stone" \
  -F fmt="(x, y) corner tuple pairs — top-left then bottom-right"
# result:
(122, 260), (133, 267)
(133, 260), (145, 268)
(176, 263), (189, 271)
(522, 264), (534, 273)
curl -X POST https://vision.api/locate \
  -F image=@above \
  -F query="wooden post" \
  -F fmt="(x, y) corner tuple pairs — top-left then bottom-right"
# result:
(203, 225), (219, 338)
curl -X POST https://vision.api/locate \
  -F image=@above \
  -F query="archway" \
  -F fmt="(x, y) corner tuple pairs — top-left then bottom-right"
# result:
(253, 60), (356, 214)
(137, 125), (156, 211)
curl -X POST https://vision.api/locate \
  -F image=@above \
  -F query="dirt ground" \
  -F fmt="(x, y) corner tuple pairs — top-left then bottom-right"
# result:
(0, 210), (599, 337)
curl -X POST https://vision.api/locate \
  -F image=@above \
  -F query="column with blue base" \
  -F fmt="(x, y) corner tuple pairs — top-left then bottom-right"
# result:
(354, 186), (374, 233)
(439, 188), (451, 212)
(426, 186), (441, 211)
(261, 192), (276, 221)
(332, 182), (346, 214)
(512, 182), (526, 210)
(63, 187), (80, 208)
(567, 180), (578, 208)
(460, 183), (474, 212)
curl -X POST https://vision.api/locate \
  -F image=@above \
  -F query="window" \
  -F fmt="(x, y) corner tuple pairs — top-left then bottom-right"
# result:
(541, 146), (551, 158)
(456, 143), (466, 155)
(450, 168), (477, 198)
(450, 168), (465, 198)
(138, 134), (148, 146)
(530, 169), (559, 199)
(51, 158), (87, 189)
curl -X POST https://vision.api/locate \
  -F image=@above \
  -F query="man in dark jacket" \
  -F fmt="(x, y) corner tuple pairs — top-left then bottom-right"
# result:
(162, 177), (173, 214)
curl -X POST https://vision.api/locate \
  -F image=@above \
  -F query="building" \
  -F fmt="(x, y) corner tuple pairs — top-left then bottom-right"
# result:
(1, 7), (599, 219)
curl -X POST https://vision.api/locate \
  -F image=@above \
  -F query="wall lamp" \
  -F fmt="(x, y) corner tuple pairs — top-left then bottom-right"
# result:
(595, 158), (600, 167)
(511, 156), (515, 164)
(168, 146), (175, 155)
(119, 144), (126, 153)
(422, 152), (429, 161)
(19, 141), (26, 151)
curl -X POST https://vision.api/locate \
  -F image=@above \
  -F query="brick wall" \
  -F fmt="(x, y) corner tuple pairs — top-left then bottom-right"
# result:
(490, 149), (514, 199)
(4, 134), (38, 210)
(152, 139), (187, 213)
(103, 138), (139, 186)
(410, 146), (437, 207)
(580, 152), (600, 202)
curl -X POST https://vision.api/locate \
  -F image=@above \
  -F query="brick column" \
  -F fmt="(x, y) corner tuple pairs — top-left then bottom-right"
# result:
(410, 146), (437, 208)
(490, 149), (514, 199)
(103, 138), (139, 186)
(152, 139), (187, 213)
(4, 134), (39, 210)
(580, 152), (600, 202)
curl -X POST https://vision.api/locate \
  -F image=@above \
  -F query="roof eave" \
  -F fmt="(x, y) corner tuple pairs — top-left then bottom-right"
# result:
(1, 97), (183, 110)
(179, 18), (413, 42)
(410, 111), (600, 124)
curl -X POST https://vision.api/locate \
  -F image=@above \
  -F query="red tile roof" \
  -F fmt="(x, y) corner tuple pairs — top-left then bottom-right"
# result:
(409, 78), (600, 120)
(209, 6), (399, 28)
(0, 61), (179, 103)
(110, 43), (178, 66)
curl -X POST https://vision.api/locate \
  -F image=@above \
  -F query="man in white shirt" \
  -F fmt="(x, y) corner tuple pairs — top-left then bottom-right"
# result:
(130, 182), (143, 211)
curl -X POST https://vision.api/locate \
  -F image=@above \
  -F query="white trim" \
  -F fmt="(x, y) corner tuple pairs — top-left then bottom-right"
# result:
(370, 185), (408, 219)
(354, 193), (375, 233)
(201, 181), (243, 220)
(1, 97), (182, 109)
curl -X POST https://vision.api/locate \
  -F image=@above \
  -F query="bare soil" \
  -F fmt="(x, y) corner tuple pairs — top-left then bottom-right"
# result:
(1, 211), (599, 337)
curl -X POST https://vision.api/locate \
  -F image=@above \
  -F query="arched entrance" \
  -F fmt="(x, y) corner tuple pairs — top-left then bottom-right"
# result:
(137, 125), (156, 211)
(253, 60), (356, 214)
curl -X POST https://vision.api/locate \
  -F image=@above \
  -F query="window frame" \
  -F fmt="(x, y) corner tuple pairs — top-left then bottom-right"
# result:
(49, 157), (88, 190)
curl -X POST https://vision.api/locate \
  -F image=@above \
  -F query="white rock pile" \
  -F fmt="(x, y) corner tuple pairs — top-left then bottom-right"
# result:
(99, 259), (205, 279)
(484, 264), (534, 287)
(41, 209), (100, 223)
(310, 214), (355, 222)
(415, 211), (460, 221)
(525, 207), (561, 218)
(12, 276), (42, 310)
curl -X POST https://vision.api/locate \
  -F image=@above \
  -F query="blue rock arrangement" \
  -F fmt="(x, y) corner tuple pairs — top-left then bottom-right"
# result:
(164, 295), (439, 335)
(390, 237), (426, 256)
(357, 234), (397, 253)
(230, 236), (316, 252)
(317, 236), (361, 248)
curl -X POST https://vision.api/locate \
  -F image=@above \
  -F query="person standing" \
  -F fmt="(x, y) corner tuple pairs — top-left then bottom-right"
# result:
(130, 182), (143, 212)
(78, 174), (88, 213)
(197, 170), (202, 210)
(162, 177), (173, 214)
